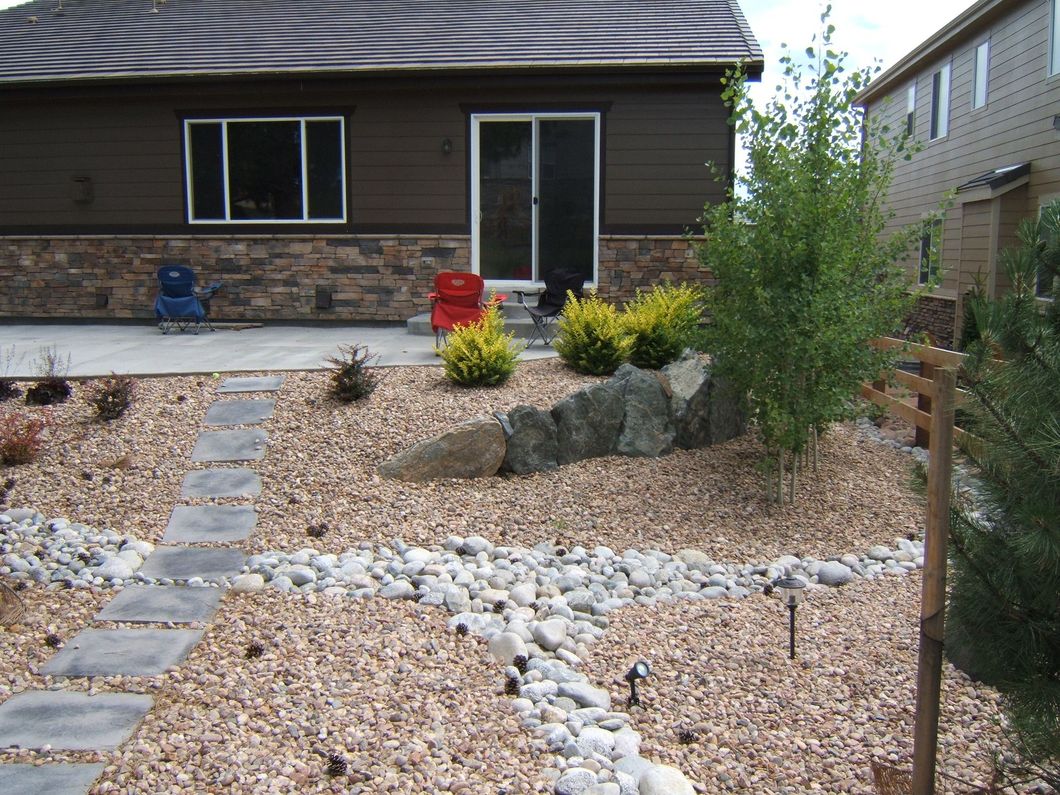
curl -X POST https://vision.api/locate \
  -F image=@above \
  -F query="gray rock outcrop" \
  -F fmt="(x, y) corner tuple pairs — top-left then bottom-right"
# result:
(377, 416), (505, 482)
(608, 364), (675, 457)
(501, 404), (559, 474)
(551, 383), (624, 465)
(661, 353), (746, 448)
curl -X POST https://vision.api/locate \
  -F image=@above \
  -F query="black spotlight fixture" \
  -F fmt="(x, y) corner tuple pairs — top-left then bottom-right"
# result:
(775, 576), (807, 659)
(441, 137), (453, 155)
(625, 660), (651, 706)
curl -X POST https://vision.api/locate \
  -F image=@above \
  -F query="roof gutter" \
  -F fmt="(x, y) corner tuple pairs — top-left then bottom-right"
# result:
(853, 0), (1015, 107)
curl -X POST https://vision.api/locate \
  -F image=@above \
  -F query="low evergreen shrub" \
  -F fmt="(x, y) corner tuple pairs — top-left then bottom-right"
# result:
(554, 291), (633, 375)
(439, 304), (523, 387)
(326, 344), (382, 402)
(622, 282), (705, 369)
(89, 375), (136, 421)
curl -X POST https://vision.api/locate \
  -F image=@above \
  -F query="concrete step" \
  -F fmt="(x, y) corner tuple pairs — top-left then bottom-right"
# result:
(406, 303), (544, 339)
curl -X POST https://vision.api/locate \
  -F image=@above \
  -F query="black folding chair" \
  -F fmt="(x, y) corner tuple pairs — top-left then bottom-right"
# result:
(513, 269), (586, 346)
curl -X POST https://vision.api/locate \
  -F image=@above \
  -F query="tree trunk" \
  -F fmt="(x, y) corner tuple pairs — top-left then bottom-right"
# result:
(778, 451), (785, 506)
(789, 450), (798, 503)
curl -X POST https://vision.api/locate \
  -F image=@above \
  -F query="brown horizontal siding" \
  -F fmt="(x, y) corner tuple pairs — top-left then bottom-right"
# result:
(0, 78), (728, 234)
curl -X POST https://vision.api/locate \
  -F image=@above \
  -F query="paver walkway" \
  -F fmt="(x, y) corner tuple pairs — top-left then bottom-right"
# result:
(0, 375), (283, 793)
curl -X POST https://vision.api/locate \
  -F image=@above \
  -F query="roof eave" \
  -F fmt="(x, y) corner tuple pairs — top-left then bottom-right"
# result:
(0, 57), (766, 90)
(854, 0), (1017, 107)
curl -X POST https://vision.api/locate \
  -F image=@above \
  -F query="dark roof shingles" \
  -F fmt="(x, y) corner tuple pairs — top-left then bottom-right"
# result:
(0, 0), (763, 85)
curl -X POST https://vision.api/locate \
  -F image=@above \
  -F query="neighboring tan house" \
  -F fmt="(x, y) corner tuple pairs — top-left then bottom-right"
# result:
(856, 0), (1060, 348)
(0, 0), (762, 323)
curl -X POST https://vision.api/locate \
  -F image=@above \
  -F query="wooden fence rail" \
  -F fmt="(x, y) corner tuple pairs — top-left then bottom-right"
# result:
(861, 337), (971, 448)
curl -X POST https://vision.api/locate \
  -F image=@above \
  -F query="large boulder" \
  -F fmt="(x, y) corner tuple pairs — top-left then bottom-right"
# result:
(378, 416), (506, 481)
(661, 354), (745, 448)
(608, 365), (675, 457)
(501, 404), (559, 474)
(551, 383), (624, 465)
(709, 374), (747, 444)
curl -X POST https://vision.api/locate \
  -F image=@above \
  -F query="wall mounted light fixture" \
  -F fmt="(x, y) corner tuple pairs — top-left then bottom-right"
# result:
(441, 137), (453, 155)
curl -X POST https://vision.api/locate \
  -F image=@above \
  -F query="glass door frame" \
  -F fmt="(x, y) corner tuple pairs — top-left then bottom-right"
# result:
(470, 112), (600, 290)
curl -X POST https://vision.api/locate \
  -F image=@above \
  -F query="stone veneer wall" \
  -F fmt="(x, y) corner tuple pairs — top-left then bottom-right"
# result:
(596, 235), (712, 305)
(905, 295), (957, 349)
(0, 234), (712, 322)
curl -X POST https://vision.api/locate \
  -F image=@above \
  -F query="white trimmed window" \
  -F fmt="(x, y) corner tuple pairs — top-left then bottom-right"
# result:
(919, 220), (942, 285)
(930, 63), (950, 139)
(906, 83), (916, 135)
(1051, 0), (1060, 76)
(184, 117), (346, 223)
(973, 41), (989, 109)
(1037, 201), (1058, 299)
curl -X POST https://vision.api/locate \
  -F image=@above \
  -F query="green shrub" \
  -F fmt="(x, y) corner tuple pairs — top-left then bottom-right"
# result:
(439, 304), (523, 387)
(622, 282), (705, 369)
(327, 345), (381, 402)
(0, 411), (48, 465)
(89, 374), (136, 421)
(554, 290), (633, 375)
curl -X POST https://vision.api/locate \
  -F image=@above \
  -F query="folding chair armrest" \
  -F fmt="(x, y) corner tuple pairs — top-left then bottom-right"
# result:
(196, 281), (223, 298)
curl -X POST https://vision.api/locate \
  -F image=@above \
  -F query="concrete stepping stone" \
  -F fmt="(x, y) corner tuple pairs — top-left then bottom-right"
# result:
(0, 763), (105, 794)
(180, 467), (261, 498)
(0, 691), (153, 751)
(140, 546), (245, 582)
(191, 429), (266, 462)
(95, 585), (222, 624)
(217, 375), (284, 393)
(42, 628), (202, 677)
(204, 398), (275, 426)
(163, 505), (257, 543)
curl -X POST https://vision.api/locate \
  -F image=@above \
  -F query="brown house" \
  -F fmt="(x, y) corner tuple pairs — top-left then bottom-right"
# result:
(856, 0), (1060, 347)
(0, 0), (763, 323)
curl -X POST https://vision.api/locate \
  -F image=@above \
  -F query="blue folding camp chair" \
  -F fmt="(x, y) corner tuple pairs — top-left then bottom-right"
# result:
(154, 264), (222, 334)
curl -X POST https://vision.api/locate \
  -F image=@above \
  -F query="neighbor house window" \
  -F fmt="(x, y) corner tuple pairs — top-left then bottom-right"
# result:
(1037, 202), (1058, 298)
(930, 63), (950, 139)
(184, 116), (346, 223)
(919, 220), (942, 284)
(1051, 0), (1060, 75)
(906, 83), (916, 135)
(973, 41), (989, 108)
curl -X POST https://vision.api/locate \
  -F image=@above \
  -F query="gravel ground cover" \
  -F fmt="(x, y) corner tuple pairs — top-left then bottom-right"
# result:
(581, 573), (1009, 794)
(3, 361), (923, 563)
(248, 362), (923, 561)
(0, 584), (548, 794)
(2, 360), (1025, 794)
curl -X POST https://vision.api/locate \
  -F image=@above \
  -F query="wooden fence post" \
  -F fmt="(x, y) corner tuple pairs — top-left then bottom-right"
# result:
(911, 366), (956, 795)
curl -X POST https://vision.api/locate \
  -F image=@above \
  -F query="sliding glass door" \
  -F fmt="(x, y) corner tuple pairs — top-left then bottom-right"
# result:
(471, 113), (598, 285)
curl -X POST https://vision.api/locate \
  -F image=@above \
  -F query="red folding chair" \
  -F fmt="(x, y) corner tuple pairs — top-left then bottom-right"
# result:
(429, 272), (506, 347)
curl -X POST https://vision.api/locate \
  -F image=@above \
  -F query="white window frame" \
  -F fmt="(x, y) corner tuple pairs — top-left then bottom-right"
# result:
(183, 116), (347, 224)
(906, 83), (916, 136)
(1036, 200), (1057, 300)
(972, 40), (989, 109)
(1051, 0), (1060, 76)
(930, 63), (951, 140)
(469, 112), (601, 289)
(919, 220), (942, 285)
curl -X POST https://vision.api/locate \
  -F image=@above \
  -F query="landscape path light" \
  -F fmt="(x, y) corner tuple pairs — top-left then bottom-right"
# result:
(775, 577), (807, 659)
(625, 660), (651, 707)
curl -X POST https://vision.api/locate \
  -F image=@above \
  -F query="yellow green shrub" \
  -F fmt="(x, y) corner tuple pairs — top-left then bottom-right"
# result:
(554, 291), (633, 375)
(438, 304), (524, 387)
(622, 282), (705, 369)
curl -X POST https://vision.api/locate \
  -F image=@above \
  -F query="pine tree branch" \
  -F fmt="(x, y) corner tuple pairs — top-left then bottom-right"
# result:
(964, 376), (1049, 470)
